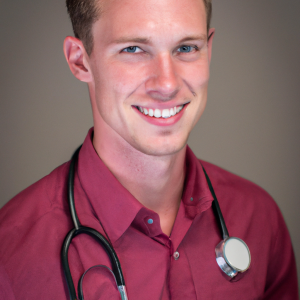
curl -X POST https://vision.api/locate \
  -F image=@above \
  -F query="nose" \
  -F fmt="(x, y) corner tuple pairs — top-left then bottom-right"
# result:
(145, 53), (181, 101)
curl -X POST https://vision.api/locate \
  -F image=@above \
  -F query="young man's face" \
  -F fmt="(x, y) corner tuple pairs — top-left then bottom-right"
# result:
(88, 0), (214, 156)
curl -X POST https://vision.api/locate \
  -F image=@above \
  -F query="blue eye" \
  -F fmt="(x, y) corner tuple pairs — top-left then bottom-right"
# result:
(177, 45), (200, 53)
(178, 45), (192, 53)
(123, 46), (140, 53)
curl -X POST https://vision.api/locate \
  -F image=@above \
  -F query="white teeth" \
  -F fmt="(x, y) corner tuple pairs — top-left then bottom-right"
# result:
(162, 109), (170, 118)
(137, 105), (184, 118)
(176, 106), (183, 113)
(154, 109), (161, 118)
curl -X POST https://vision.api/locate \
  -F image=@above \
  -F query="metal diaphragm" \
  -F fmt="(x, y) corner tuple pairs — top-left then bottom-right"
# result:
(215, 237), (251, 279)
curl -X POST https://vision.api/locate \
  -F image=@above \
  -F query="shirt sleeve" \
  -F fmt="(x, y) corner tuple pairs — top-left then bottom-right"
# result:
(0, 264), (16, 300)
(263, 206), (299, 299)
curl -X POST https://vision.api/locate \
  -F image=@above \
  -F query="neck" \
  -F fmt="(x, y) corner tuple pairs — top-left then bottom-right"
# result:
(93, 123), (186, 236)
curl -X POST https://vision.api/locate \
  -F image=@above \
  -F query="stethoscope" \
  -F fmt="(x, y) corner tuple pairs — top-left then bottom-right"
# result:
(61, 146), (251, 300)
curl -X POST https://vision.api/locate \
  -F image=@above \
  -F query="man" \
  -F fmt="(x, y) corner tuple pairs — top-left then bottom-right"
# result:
(0, 0), (298, 299)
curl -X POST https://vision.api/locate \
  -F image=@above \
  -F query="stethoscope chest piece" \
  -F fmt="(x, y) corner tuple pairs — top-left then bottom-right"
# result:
(215, 237), (251, 279)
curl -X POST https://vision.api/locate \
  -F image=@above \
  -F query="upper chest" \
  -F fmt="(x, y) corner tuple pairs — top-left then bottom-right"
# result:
(67, 205), (267, 300)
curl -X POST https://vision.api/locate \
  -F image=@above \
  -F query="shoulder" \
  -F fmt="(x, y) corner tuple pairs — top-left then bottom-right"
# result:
(199, 159), (277, 212)
(0, 161), (70, 258)
(0, 161), (70, 219)
(198, 159), (287, 245)
(0, 161), (73, 298)
(198, 160), (299, 296)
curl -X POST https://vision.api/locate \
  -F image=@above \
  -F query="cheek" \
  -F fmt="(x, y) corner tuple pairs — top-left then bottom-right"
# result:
(103, 60), (149, 98)
(185, 61), (210, 90)
(92, 61), (147, 127)
(182, 61), (209, 124)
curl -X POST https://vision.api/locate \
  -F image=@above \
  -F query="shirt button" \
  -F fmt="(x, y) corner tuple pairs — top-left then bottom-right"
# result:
(173, 251), (180, 260)
(147, 219), (154, 224)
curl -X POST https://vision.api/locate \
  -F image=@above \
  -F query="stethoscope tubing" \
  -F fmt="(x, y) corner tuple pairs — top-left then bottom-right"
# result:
(61, 146), (126, 300)
(61, 145), (242, 299)
(202, 167), (229, 240)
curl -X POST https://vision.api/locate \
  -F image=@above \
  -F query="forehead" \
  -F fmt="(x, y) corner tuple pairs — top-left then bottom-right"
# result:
(93, 0), (207, 44)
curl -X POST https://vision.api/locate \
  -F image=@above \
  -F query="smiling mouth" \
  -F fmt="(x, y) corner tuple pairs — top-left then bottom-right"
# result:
(134, 104), (188, 119)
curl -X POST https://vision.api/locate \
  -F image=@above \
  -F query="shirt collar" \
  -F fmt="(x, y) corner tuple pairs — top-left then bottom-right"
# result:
(182, 146), (214, 219)
(78, 128), (144, 244)
(77, 128), (214, 243)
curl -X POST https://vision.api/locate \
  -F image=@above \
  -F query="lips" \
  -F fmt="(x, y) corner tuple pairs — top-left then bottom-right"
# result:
(135, 105), (184, 119)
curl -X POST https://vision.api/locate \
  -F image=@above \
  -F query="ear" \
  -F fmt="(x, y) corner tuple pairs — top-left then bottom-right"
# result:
(207, 28), (215, 63)
(63, 36), (93, 82)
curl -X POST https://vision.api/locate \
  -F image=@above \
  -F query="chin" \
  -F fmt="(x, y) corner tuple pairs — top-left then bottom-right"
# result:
(130, 135), (189, 157)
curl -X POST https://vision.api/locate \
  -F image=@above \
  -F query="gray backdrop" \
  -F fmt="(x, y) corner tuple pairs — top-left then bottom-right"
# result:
(1, 0), (300, 289)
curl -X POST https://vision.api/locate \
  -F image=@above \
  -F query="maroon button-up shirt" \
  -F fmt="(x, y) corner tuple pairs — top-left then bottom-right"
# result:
(0, 128), (298, 299)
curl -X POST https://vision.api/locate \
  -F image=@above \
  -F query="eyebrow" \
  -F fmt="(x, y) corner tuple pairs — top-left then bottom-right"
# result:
(112, 34), (207, 45)
(113, 37), (151, 44)
(177, 35), (207, 43)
